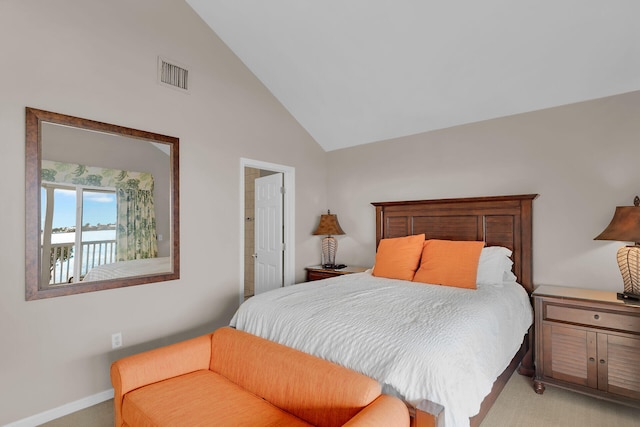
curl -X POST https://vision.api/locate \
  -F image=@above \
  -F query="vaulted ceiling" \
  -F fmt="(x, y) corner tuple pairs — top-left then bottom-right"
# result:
(187, 1), (640, 151)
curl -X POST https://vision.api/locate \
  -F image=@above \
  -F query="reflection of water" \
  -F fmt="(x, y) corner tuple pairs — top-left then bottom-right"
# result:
(50, 229), (116, 243)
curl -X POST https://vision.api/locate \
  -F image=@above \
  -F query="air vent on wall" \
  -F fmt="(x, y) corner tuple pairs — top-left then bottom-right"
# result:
(158, 56), (189, 93)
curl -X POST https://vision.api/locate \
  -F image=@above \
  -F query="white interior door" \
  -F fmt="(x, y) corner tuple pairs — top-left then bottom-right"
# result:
(254, 173), (283, 294)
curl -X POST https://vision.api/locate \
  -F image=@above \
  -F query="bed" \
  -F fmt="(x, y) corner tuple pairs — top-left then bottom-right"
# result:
(82, 256), (171, 282)
(231, 194), (537, 427)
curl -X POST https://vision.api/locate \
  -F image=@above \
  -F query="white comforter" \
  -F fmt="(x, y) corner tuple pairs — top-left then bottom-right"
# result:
(82, 257), (170, 281)
(230, 271), (533, 427)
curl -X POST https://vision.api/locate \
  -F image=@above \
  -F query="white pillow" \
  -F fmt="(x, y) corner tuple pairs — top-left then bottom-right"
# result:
(476, 246), (514, 285)
(503, 269), (518, 283)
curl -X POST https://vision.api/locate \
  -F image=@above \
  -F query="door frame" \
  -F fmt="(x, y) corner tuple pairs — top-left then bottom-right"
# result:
(239, 158), (295, 306)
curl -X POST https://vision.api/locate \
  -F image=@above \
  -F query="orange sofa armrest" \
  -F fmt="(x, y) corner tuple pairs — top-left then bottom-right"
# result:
(110, 334), (213, 427)
(342, 395), (410, 427)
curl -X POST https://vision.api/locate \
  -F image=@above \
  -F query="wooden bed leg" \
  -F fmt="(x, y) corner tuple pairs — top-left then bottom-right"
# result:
(517, 330), (535, 377)
(517, 346), (535, 377)
(413, 400), (444, 427)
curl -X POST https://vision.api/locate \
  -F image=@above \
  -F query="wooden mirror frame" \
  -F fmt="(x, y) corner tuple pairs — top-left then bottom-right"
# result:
(25, 107), (180, 300)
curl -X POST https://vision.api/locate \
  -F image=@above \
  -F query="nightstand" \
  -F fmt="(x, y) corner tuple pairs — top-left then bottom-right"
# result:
(533, 285), (640, 408)
(305, 266), (369, 282)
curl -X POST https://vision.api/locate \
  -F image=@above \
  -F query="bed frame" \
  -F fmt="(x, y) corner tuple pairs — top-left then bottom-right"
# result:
(371, 194), (538, 427)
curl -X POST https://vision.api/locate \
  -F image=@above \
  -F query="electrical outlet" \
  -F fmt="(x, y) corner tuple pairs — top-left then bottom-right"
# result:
(111, 332), (123, 349)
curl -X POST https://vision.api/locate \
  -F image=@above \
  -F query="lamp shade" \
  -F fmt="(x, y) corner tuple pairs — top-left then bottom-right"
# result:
(312, 211), (345, 236)
(594, 204), (640, 244)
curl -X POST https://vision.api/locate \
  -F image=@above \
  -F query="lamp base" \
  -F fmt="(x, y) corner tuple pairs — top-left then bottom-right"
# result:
(616, 292), (640, 306)
(321, 236), (338, 267)
(617, 245), (640, 296)
(322, 264), (347, 270)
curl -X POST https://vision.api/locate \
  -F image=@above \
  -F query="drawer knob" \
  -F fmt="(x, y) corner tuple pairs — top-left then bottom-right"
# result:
(593, 314), (600, 320)
(600, 359), (606, 364)
(589, 357), (595, 362)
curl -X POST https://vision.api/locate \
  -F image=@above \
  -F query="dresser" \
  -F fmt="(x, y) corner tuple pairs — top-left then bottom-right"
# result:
(305, 266), (369, 282)
(533, 285), (640, 408)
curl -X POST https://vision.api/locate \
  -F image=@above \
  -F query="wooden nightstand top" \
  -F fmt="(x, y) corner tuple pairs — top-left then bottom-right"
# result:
(305, 265), (370, 275)
(533, 285), (632, 306)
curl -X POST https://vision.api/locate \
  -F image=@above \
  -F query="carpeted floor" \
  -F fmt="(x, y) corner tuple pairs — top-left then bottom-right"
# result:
(40, 371), (640, 426)
(480, 372), (640, 427)
(39, 399), (113, 427)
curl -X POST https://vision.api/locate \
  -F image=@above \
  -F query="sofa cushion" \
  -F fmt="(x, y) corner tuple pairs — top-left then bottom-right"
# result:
(111, 334), (212, 400)
(210, 328), (382, 427)
(122, 370), (312, 427)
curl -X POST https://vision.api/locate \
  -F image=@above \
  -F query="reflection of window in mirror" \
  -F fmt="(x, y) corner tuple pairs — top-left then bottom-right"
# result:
(41, 183), (117, 287)
(40, 159), (162, 286)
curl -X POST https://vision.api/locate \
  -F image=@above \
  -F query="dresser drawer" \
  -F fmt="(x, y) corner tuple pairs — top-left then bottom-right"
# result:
(545, 303), (640, 333)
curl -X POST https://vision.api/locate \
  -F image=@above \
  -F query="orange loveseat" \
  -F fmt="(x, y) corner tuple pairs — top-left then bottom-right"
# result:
(111, 327), (409, 427)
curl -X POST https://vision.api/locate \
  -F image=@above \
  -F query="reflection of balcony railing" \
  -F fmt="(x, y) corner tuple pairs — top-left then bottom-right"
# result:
(49, 243), (73, 285)
(49, 240), (117, 285)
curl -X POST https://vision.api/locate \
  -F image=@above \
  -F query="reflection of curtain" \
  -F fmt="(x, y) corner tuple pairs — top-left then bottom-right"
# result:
(116, 187), (158, 261)
(41, 160), (154, 190)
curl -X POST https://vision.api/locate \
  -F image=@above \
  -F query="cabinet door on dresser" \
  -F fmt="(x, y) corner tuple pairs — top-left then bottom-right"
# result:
(542, 324), (640, 398)
(600, 333), (640, 400)
(542, 324), (597, 389)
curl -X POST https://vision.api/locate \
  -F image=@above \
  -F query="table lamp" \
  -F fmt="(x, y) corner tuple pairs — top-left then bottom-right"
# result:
(594, 196), (640, 303)
(312, 210), (345, 269)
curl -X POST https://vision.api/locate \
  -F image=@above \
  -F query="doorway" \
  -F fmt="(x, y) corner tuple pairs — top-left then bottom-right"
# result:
(240, 158), (295, 305)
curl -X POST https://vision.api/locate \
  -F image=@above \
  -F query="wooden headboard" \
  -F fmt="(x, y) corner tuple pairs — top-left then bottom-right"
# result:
(372, 194), (538, 293)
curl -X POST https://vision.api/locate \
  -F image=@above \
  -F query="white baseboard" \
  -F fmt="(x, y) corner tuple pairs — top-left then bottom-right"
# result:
(3, 389), (114, 427)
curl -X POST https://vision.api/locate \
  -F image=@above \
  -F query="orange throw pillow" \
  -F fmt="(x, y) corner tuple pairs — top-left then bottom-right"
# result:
(372, 234), (425, 281)
(413, 239), (484, 289)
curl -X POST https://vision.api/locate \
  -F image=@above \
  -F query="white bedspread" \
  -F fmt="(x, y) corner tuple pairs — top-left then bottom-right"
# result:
(82, 257), (170, 281)
(230, 271), (533, 427)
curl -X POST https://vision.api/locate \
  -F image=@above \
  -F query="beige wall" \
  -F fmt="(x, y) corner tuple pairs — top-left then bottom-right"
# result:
(0, 0), (326, 424)
(3, 1), (640, 425)
(327, 90), (640, 292)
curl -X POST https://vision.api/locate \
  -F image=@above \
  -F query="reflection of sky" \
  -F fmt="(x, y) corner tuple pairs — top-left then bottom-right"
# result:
(41, 188), (116, 228)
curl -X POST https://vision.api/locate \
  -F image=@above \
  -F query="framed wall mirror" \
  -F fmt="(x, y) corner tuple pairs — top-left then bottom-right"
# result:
(25, 107), (179, 300)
